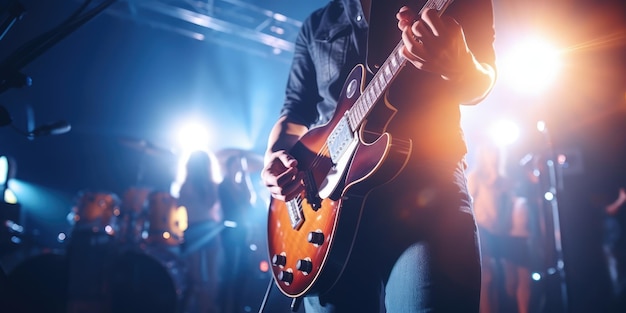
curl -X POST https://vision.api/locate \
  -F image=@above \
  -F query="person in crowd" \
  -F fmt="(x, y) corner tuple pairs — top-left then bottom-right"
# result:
(467, 142), (532, 313)
(178, 150), (223, 313)
(602, 186), (626, 311)
(218, 155), (257, 312)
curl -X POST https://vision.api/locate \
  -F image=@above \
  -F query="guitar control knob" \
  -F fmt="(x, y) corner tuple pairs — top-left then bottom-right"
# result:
(310, 197), (322, 211)
(272, 254), (287, 267)
(307, 231), (324, 246)
(296, 259), (313, 275)
(278, 270), (294, 285)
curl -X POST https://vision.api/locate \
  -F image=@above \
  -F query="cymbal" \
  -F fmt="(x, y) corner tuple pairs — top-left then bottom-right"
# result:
(215, 148), (264, 173)
(119, 137), (174, 156)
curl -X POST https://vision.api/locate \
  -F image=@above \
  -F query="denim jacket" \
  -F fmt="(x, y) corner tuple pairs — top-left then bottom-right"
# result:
(280, 0), (496, 161)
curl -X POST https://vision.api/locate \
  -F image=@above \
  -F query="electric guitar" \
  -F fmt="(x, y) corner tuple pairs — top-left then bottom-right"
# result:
(267, 0), (454, 298)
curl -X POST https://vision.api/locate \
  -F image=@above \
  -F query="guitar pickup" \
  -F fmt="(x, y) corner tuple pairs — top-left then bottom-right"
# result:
(327, 116), (354, 164)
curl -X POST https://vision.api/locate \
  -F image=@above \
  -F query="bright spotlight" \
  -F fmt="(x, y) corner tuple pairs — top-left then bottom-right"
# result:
(536, 120), (546, 133)
(0, 156), (8, 186)
(489, 120), (520, 147)
(544, 192), (555, 201)
(224, 220), (237, 228)
(532, 272), (542, 281)
(4, 188), (17, 204)
(499, 36), (562, 95)
(176, 121), (210, 153)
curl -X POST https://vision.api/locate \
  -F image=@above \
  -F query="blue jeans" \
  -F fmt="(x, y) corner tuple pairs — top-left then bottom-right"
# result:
(304, 160), (481, 312)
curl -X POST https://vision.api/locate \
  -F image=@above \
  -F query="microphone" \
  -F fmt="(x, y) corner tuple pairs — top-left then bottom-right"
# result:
(29, 120), (71, 137)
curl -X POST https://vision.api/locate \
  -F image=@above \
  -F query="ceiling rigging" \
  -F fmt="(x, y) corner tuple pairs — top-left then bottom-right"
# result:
(105, 0), (304, 61)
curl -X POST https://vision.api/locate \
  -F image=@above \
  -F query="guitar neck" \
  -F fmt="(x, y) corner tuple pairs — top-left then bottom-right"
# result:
(346, 0), (454, 131)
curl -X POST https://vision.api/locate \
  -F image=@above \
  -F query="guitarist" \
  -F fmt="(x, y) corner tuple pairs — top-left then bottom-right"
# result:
(261, 0), (496, 312)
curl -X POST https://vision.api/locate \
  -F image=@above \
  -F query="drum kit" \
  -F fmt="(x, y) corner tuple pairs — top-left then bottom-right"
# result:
(4, 187), (191, 313)
(3, 139), (190, 313)
(1, 138), (266, 313)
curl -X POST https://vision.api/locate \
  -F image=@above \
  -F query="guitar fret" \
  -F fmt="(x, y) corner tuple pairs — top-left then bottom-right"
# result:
(353, 103), (360, 130)
(383, 65), (392, 82)
(359, 99), (366, 118)
(360, 98), (370, 118)
(372, 79), (380, 97)
(368, 88), (376, 109)
(427, 0), (439, 10)
(356, 92), (365, 120)
(390, 54), (398, 71)
(349, 104), (357, 129)
(352, 100), (359, 120)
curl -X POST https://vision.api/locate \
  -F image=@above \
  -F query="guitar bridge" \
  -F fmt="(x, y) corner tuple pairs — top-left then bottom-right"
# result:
(287, 196), (304, 230)
(287, 170), (324, 229)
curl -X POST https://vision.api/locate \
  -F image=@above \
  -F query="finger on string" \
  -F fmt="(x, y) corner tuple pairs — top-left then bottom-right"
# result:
(401, 28), (425, 57)
(413, 20), (435, 44)
(397, 6), (418, 22)
(420, 8), (446, 37)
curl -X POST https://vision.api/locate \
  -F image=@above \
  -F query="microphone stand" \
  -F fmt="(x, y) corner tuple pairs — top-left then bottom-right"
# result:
(539, 125), (569, 313)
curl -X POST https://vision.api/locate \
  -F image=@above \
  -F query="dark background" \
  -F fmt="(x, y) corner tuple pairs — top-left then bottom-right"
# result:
(0, 0), (624, 312)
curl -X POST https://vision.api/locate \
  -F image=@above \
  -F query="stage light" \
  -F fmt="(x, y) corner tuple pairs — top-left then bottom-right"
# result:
(176, 120), (211, 153)
(224, 220), (237, 228)
(171, 118), (218, 197)
(532, 272), (542, 281)
(0, 156), (9, 186)
(0, 155), (18, 204)
(536, 120), (546, 133)
(498, 36), (562, 95)
(489, 119), (520, 147)
(3, 189), (17, 204)
(105, 225), (114, 235)
(259, 260), (269, 273)
(5, 220), (23, 233)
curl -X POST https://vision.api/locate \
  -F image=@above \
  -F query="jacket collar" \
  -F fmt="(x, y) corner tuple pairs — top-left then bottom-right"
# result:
(313, 0), (367, 41)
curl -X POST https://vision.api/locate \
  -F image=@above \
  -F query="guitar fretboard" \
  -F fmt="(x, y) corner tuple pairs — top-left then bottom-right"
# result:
(346, 0), (453, 132)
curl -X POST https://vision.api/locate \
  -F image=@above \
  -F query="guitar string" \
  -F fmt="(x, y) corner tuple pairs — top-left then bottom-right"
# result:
(295, 0), (448, 209)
